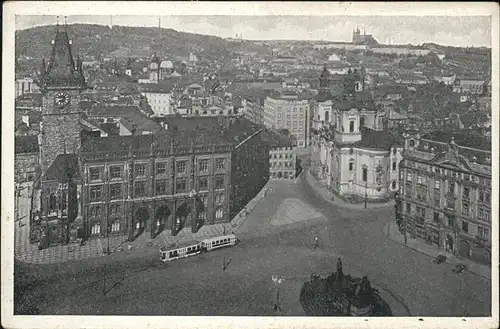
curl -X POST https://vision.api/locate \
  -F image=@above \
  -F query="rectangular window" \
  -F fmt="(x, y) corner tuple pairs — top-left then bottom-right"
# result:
(135, 181), (146, 197)
(434, 180), (440, 190)
(362, 168), (368, 182)
(89, 168), (101, 181)
(109, 166), (122, 179)
(198, 177), (209, 191)
(446, 198), (454, 210)
(433, 192), (440, 207)
(462, 202), (469, 215)
(461, 221), (469, 233)
(349, 162), (353, 171)
(416, 187), (427, 202)
(110, 204), (120, 216)
(406, 203), (411, 214)
(156, 162), (167, 175)
(90, 205), (101, 217)
(135, 164), (146, 177)
(215, 175), (225, 189)
(177, 160), (187, 174)
(176, 178), (187, 193)
(405, 184), (412, 198)
(407, 172), (412, 182)
(463, 186), (470, 198)
(417, 174), (424, 185)
(216, 158), (226, 170)
(448, 181), (454, 194)
(90, 186), (102, 201)
(156, 179), (167, 195)
(109, 184), (122, 200)
(433, 212), (440, 224)
(392, 162), (396, 171)
(478, 226), (490, 239)
(199, 159), (209, 172)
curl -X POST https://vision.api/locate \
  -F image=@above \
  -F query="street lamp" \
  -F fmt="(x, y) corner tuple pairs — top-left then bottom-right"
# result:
(364, 181), (368, 209)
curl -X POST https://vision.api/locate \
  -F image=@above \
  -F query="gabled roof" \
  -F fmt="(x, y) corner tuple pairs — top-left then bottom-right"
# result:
(43, 154), (81, 182)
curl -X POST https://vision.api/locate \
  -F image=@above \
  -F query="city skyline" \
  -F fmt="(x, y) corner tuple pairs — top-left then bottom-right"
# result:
(16, 15), (492, 48)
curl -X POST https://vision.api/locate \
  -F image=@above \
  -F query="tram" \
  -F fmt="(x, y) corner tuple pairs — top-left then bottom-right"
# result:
(200, 234), (238, 251)
(160, 234), (238, 263)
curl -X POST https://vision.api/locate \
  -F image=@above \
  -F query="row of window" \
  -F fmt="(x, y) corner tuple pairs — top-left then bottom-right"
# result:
(276, 107), (305, 112)
(271, 153), (293, 159)
(89, 176), (226, 201)
(277, 112), (305, 119)
(88, 158), (227, 181)
(347, 164), (369, 182)
(271, 162), (294, 169)
(404, 179), (490, 203)
(405, 202), (491, 221)
(406, 166), (492, 186)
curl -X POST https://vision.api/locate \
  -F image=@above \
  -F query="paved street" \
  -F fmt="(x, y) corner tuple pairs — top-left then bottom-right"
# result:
(15, 169), (491, 316)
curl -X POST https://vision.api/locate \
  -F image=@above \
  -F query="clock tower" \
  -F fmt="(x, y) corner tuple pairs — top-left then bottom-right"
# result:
(39, 23), (86, 174)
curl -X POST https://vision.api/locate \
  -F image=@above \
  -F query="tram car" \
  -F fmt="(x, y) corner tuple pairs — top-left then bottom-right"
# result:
(200, 234), (238, 251)
(160, 242), (202, 262)
(159, 234), (238, 262)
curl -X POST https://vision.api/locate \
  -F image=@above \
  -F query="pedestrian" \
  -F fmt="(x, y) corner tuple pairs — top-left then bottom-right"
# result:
(314, 236), (319, 250)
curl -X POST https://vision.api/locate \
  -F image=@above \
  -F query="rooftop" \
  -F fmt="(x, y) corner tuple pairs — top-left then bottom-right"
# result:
(420, 130), (491, 151)
(43, 154), (81, 182)
(15, 135), (39, 154)
(88, 105), (162, 134)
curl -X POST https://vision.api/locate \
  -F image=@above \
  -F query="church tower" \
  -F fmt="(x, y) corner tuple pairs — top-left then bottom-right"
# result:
(39, 20), (86, 174)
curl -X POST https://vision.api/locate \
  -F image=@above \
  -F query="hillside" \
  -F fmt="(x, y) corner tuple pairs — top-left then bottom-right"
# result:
(15, 24), (234, 61)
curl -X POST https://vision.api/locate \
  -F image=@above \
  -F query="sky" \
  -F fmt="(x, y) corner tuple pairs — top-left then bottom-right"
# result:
(15, 15), (492, 47)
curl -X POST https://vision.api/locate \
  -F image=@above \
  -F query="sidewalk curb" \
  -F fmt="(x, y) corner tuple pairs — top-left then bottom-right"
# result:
(382, 221), (491, 280)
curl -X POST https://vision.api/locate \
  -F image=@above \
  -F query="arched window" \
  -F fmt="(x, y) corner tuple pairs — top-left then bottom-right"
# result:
(349, 160), (354, 172)
(49, 193), (57, 212)
(349, 120), (355, 133)
(216, 207), (224, 219)
(360, 116), (365, 127)
(362, 168), (368, 182)
(61, 192), (67, 211)
(91, 222), (101, 235)
(392, 180), (397, 189)
(111, 220), (121, 232)
(325, 111), (330, 123)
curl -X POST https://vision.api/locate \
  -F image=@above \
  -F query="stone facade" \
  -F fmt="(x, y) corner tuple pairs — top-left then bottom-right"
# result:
(80, 144), (233, 241)
(396, 129), (492, 264)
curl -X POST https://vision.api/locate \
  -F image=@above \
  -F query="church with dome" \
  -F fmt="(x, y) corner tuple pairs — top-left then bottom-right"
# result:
(311, 64), (404, 203)
(138, 53), (178, 84)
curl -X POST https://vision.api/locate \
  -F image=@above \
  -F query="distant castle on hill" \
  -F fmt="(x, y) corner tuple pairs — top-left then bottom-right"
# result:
(352, 27), (379, 46)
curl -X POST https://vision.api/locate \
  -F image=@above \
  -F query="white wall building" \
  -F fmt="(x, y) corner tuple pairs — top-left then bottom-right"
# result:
(263, 91), (311, 148)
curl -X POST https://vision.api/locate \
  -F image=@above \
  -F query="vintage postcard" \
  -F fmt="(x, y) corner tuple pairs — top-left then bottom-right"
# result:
(2, 2), (499, 329)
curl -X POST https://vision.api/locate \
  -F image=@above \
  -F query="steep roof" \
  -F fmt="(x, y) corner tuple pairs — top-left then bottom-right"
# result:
(43, 154), (81, 182)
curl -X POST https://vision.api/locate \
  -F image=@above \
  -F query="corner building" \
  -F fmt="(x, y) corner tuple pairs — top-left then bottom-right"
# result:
(30, 26), (269, 247)
(397, 129), (492, 264)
